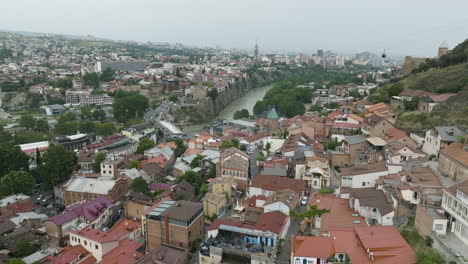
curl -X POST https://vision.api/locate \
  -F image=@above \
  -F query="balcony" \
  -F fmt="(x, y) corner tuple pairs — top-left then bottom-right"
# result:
(200, 232), (276, 262)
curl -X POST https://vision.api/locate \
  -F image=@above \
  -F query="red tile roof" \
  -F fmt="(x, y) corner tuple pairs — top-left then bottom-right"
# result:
(209, 211), (288, 236)
(354, 226), (415, 264)
(70, 227), (120, 243)
(100, 238), (143, 264)
(148, 155), (169, 168)
(107, 218), (141, 239)
(43, 245), (96, 264)
(308, 193), (367, 233)
(251, 174), (306, 194)
(291, 236), (335, 258)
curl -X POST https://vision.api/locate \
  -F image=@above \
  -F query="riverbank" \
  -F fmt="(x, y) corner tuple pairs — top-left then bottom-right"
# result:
(179, 83), (274, 132)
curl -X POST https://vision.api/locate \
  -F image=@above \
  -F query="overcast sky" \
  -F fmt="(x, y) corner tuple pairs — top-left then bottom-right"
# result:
(1, 0), (467, 56)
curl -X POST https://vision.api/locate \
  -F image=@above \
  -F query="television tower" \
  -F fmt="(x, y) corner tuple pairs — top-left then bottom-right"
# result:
(254, 41), (259, 61)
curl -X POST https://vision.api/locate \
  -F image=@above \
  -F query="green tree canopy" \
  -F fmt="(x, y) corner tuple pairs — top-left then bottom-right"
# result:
(136, 138), (155, 154)
(93, 152), (106, 172)
(20, 115), (36, 130)
(83, 72), (100, 87)
(113, 94), (149, 122)
(290, 205), (330, 220)
(0, 142), (29, 178)
(37, 144), (77, 189)
(221, 140), (234, 149)
(233, 109), (250, 120)
(416, 249), (446, 264)
(13, 240), (37, 258)
(100, 67), (116, 82)
(8, 259), (27, 264)
(0, 171), (36, 197)
(253, 100), (267, 116)
(130, 177), (150, 196)
(96, 123), (115, 137)
(190, 154), (205, 169)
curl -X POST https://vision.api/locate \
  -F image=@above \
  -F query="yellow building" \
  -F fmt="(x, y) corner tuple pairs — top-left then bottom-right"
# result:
(203, 192), (227, 218)
(210, 177), (234, 197)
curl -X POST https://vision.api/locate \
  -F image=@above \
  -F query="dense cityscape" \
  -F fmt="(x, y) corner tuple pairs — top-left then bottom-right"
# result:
(0, 10), (468, 264)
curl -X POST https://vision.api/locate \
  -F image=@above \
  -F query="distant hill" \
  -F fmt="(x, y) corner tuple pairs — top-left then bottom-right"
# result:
(371, 39), (468, 132)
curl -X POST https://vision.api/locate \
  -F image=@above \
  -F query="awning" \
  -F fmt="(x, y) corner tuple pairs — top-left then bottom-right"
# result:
(234, 206), (245, 212)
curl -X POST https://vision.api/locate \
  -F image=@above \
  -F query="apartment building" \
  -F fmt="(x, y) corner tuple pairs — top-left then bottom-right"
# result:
(145, 200), (204, 251)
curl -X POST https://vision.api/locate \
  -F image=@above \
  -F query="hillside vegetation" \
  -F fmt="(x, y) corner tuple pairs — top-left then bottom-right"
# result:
(371, 39), (468, 132)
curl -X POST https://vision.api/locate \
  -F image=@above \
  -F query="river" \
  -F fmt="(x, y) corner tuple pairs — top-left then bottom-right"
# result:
(180, 83), (274, 132)
(216, 84), (274, 121)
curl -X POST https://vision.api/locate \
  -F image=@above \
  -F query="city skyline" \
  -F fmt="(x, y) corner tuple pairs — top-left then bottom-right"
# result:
(1, 0), (468, 57)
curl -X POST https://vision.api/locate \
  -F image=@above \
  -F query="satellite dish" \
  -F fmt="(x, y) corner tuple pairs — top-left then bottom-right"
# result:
(381, 49), (387, 58)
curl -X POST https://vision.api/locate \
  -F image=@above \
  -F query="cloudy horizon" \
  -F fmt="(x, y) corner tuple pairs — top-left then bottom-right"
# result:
(1, 0), (467, 57)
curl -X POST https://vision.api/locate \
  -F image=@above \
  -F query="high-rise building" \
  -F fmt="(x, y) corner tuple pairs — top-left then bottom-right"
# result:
(317, 49), (324, 57)
(254, 41), (259, 61)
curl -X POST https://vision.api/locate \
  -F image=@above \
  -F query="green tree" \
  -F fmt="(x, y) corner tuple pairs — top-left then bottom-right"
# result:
(0, 171), (36, 196)
(168, 95), (178, 103)
(290, 205), (330, 220)
(190, 154), (205, 169)
(325, 102), (340, 109)
(199, 184), (209, 194)
(79, 121), (96, 134)
(253, 100), (267, 116)
(96, 123), (115, 137)
(80, 106), (93, 120)
(100, 67), (115, 82)
(221, 140), (234, 149)
(207, 89), (218, 100)
(233, 109), (250, 120)
(14, 130), (48, 144)
(92, 109), (106, 122)
(403, 97), (419, 111)
(83, 72), (100, 87)
(8, 259), (27, 264)
(113, 94), (149, 122)
(93, 152), (106, 172)
(35, 118), (49, 132)
(416, 249), (446, 264)
(0, 142), (29, 178)
(136, 138), (155, 154)
(20, 115), (36, 130)
(166, 138), (186, 156)
(13, 240), (37, 258)
(208, 165), (217, 178)
(131, 177), (150, 196)
(37, 144), (77, 189)
(55, 120), (78, 135)
(130, 160), (139, 169)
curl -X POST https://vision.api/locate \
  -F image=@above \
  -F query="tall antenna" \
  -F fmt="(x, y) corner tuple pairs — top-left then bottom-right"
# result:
(254, 39), (259, 61)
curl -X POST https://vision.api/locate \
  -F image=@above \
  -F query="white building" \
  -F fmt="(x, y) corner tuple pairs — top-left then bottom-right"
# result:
(441, 180), (468, 245)
(421, 126), (463, 156)
(340, 162), (390, 188)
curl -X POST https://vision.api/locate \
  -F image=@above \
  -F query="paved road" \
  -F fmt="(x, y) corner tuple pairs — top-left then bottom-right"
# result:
(275, 204), (307, 264)
(249, 148), (261, 179)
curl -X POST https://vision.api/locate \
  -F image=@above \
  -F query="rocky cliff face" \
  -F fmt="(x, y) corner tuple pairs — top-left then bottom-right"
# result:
(172, 71), (281, 125)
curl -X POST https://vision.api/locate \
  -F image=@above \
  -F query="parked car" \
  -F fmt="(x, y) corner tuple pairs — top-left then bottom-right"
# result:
(300, 196), (309, 206)
(304, 190), (310, 196)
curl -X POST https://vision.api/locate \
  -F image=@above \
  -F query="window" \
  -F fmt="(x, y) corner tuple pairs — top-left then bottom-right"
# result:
(294, 259), (300, 264)
(95, 244), (99, 250)
(435, 224), (444, 230)
(372, 208), (377, 213)
(84, 240), (87, 246)
(362, 182), (366, 187)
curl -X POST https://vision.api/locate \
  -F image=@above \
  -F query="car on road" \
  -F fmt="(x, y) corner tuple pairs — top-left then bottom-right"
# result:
(300, 196), (309, 206)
